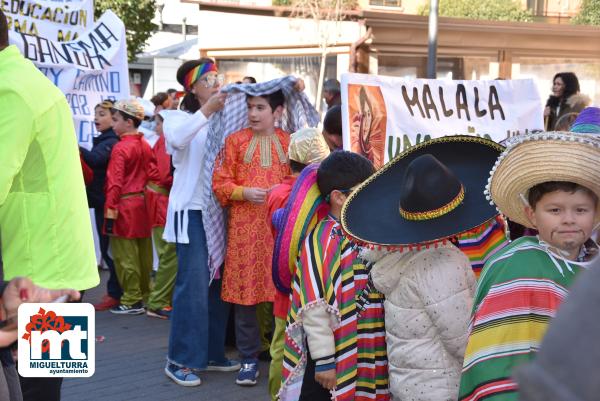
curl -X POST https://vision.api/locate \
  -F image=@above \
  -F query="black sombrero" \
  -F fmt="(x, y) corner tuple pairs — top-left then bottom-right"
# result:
(341, 135), (504, 249)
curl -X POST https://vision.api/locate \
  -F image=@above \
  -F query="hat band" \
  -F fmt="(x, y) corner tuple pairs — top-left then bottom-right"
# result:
(184, 63), (218, 90)
(399, 185), (465, 221)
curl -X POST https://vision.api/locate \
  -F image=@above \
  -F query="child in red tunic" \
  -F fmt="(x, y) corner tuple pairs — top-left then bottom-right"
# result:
(213, 90), (290, 386)
(145, 112), (177, 319)
(104, 99), (153, 315)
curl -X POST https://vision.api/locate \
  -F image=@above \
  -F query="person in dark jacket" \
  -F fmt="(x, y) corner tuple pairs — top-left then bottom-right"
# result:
(80, 100), (122, 310)
(544, 72), (590, 131)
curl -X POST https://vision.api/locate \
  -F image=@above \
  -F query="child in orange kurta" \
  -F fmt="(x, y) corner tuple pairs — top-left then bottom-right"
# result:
(213, 90), (291, 386)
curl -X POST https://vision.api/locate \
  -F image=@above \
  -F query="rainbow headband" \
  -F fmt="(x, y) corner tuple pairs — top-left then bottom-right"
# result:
(184, 63), (218, 90)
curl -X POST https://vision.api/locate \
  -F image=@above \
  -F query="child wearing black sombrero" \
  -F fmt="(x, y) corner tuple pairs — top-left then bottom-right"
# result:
(341, 136), (505, 401)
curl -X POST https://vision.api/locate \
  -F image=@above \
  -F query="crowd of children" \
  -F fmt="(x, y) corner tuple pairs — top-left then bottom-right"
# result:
(79, 57), (600, 401)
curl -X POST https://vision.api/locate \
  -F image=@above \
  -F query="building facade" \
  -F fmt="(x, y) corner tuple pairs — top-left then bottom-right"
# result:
(136, 0), (599, 106)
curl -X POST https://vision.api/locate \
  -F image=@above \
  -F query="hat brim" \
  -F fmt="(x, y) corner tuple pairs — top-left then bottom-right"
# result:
(341, 135), (504, 247)
(489, 132), (600, 228)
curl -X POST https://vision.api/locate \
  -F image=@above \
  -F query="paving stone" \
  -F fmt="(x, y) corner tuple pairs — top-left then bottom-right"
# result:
(62, 270), (270, 401)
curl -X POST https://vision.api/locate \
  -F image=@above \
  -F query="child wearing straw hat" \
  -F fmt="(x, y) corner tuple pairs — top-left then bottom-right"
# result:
(341, 135), (504, 401)
(104, 99), (154, 315)
(458, 131), (600, 401)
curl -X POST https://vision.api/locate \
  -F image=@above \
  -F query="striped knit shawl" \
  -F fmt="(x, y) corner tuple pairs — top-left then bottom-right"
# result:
(272, 163), (329, 294)
(457, 216), (510, 278)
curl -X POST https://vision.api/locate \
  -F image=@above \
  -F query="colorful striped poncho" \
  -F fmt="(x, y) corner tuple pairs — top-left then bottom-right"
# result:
(457, 216), (510, 278)
(279, 217), (389, 401)
(459, 236), (589, 401)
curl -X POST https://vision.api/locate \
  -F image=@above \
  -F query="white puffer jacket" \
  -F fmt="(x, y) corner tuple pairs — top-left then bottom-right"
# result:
(369, 244), (475, 401)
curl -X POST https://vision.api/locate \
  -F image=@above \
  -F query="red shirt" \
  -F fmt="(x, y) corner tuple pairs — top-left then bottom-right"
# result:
(104, 133), (152, 238)
(266, 175), (297, 319)
(80, 153), (94, 185)
(145, 136), (172, 227)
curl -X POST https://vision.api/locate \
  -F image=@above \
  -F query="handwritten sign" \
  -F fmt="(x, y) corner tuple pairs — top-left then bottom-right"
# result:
(341, 73), (544, 168)
(2, 0), (93, 41)
(9, 10), (130, 148)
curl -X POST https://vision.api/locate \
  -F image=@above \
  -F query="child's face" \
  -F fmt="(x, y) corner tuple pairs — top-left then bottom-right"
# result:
(95, 107), (113, 132)
(525, 189), (597, 255)
(247, 96), (282, 134)
(322, 129), (343, 151)
(155, 117), (164, 136)
(112, 112), (133, 136)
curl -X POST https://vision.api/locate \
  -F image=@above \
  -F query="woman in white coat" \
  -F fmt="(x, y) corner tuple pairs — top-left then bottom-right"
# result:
(341, 136), (505, 401)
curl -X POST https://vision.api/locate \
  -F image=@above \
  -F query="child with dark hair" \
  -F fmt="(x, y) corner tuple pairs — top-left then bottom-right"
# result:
(104, 99), (154, 315)
(279, 151), (390, 401)
(266, 127), (330, 401)
(80, 100), (122, 311)
(459, 132), (600, 401)
(212, 88), (291, 387)
(151, 92), (173, 113)
(166, 88), (179, 110)
(322, 104), (342, 150)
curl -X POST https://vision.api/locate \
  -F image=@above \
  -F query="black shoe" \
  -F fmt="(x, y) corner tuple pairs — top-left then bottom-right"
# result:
(258, 350), (271, 361)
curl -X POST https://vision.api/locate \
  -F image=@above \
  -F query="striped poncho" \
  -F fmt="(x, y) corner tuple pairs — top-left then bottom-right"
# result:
(279, 217), (389, 401)
(459, 236), (590, 401)
(457, 216), (510, 278)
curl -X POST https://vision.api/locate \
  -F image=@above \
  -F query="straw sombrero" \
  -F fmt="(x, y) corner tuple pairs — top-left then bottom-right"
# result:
(342, 135), (504, 249)
(486, 131), (600, 229)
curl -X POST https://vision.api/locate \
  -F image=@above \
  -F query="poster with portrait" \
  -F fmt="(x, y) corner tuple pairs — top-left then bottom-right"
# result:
(341, 73), (544, 169)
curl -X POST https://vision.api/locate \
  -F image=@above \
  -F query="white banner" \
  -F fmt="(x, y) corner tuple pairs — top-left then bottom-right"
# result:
(9, 10), (130, 148)
(341, 73), (544, 168)
(1, 0), (93, 41)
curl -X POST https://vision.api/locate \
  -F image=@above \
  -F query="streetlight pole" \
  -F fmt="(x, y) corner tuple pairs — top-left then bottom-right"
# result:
(427, 0), (438, 79)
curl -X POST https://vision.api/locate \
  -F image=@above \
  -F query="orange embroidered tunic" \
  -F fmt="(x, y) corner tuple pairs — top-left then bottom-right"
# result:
(212, 128), (291, 305)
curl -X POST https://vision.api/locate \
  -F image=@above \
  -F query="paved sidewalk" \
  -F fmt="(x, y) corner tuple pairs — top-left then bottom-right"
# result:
(62, 271), (270, 401)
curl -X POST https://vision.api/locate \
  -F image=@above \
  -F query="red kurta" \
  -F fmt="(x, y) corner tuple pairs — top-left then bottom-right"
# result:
(145, 135), (172, 228)
(213, 128), (291, 305)
(266, 175), (296, 319)
(104, 133), (152, 238)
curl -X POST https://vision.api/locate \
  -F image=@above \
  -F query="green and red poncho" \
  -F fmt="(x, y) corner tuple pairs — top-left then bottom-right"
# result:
(459, 236), (596, 401)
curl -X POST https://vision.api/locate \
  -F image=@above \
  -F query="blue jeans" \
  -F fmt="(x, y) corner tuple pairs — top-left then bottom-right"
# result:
(168, 210), (230, 370)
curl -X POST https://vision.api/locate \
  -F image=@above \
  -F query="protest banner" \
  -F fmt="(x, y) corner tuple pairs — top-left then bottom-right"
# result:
(9, 10), (130, 148)
(341, 73), (544, 168)
(1, 0), (93, 41)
